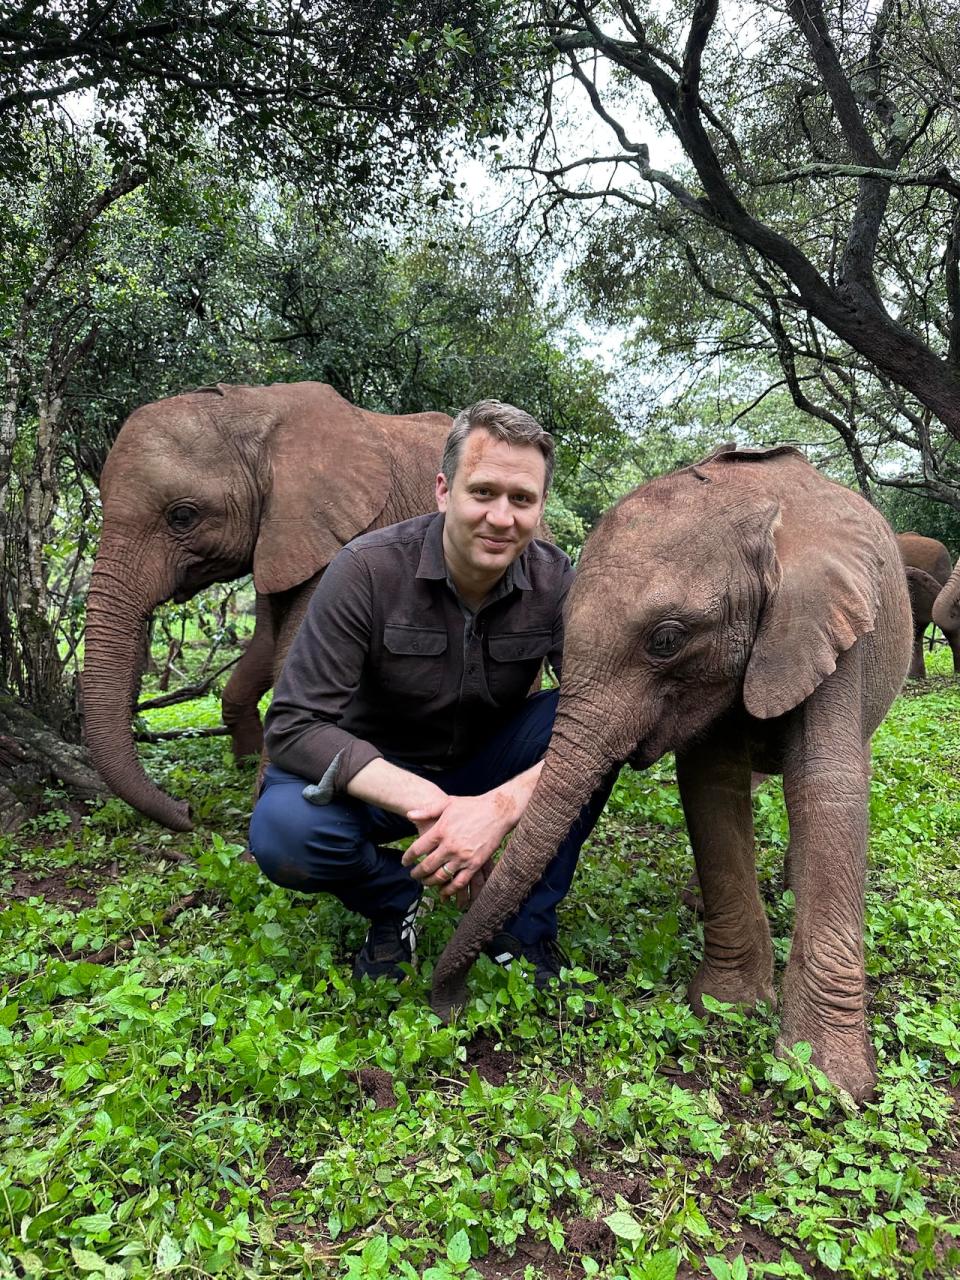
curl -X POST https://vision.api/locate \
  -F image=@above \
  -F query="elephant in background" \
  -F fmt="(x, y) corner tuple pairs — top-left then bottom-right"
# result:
(83, 381), (450, 831)
(933, 558), (960, 660)
(432, 445), (911, 1102)
(896, 532), (960, 678)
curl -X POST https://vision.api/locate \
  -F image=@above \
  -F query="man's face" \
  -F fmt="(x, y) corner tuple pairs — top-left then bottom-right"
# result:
(436, 429), (547, 588)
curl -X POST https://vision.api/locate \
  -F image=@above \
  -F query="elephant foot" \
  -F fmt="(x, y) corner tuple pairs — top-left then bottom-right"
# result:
(775, 1029), (876, 1103)
(225, 715), (264, 762)
(688, 958), (776, 1015)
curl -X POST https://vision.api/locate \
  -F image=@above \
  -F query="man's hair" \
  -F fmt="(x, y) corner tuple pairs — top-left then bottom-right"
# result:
(442, 400), (555, 494)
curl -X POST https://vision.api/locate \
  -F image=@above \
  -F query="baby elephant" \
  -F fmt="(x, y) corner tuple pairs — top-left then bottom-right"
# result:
(433, 445), (912, 1102)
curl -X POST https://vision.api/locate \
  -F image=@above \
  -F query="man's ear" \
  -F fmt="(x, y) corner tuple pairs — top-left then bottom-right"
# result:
(436, 471), (450, 511)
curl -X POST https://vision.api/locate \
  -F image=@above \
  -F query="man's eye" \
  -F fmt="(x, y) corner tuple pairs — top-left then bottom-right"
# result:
(646, 622), (689, 658)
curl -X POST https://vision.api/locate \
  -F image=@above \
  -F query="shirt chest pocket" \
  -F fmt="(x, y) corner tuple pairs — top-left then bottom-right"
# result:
(381, 625), (448, 699)
(487, 629), (553, 702)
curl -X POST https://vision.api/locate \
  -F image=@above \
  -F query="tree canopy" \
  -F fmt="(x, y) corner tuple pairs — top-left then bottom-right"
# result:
(0, 0), (531, 200)
(520, 0), (960, 506)
(0, 123), (621, 722)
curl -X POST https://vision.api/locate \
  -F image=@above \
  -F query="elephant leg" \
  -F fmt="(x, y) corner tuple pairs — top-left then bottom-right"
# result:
(777, 650), (875, 1101)
(249, 572), (326, 798)
(221, 593), (275, 761)
(678, 731), (775, 1013)
(946, 628), (960, 675)
(908, 628), (926, 679)
(271, 571), (324, 678)
(681, 772), (770, 914)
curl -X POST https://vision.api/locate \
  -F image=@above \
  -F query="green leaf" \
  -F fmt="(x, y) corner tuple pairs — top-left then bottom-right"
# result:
(643, 1249), (679, 1280)
(155, 1234), (182, 1272)
(817, 1240), (842, 1271)
(74, 1211), (113, 1234)
(447, 1228), (471, 1268)
(604, 1210), (644, 1241)
(71, 1245), (109, 1272)
(705, 1258), (731, 1280)
(361, 1233), (389, 1272)
(298, 1032), (344, 1078)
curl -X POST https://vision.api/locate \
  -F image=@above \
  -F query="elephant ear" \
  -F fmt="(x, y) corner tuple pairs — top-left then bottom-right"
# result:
(905, 566), (943, 615)
(253, 384), (394, 594)
(742, 487), (883, 720)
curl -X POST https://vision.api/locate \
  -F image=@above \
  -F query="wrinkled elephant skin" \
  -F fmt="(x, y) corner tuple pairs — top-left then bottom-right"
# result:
(82, 381), (449, 830)
(432, 445), (912, 1103)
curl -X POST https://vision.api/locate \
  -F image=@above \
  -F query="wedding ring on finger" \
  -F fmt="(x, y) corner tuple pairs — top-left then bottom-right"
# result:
(439, 862), (455, 883)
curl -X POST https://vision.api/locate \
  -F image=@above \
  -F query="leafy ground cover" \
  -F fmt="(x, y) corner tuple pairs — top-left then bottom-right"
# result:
(1, 656), (959, 1279)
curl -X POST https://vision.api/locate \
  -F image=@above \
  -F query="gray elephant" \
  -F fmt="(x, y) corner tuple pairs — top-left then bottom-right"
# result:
(431, 445), (911, 1102)
(896, 532), (960, 678)
(82, 381), (450, 831)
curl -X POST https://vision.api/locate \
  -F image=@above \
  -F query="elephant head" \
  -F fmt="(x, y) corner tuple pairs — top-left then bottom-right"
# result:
(932, 560), (960, 636)
(82, 381), (449, 830)
(432, 445), (902, 1019)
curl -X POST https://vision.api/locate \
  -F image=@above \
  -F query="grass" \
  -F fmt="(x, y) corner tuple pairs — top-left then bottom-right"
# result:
(1, 653), (959, 1279)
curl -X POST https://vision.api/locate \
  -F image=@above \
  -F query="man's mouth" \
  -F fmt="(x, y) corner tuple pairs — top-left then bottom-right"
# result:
(478, 535), (513, 550)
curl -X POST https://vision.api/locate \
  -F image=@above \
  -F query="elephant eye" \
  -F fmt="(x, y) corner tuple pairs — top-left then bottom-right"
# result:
(647, 621), (689, 659)
(166, 504), (199, 532)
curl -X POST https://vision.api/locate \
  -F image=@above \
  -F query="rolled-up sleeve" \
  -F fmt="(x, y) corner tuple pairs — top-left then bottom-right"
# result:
(264, 547), (382, 788)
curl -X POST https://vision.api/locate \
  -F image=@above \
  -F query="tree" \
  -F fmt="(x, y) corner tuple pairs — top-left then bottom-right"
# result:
(0, 0), (538, 726)
(0, 0), (530, 201)
(517, 0), (960, 505)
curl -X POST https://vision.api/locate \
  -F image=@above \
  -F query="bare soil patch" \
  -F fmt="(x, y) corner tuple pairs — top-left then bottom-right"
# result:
(466, 1033), (519, 1086)
(5, 863), (112, 909)
(357, 1066), (397, 1110)
(473, 1233), (577, 1279)
(263, 1140), (308, 1202)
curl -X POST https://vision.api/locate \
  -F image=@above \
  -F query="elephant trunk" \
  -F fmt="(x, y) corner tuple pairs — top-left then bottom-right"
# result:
(431, 696), (623, 1017)
(82, 553), (193, 831)
(932, 561), (960, 633)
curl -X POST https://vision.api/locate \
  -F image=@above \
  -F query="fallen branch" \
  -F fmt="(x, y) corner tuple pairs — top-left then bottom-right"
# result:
(61, 891), (205, 965)
(135, 725), (231, 743)
(136, 653), (243, 712)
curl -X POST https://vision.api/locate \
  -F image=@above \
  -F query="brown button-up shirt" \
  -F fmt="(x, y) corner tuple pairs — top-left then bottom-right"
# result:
(264, 512), (574, 790)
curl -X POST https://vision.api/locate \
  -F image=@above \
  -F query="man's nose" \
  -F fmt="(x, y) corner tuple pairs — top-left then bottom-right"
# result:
(485, 498), (514, 528)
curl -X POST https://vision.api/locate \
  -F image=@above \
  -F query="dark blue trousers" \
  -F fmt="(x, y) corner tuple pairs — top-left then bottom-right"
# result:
(248, 690), (615, 945)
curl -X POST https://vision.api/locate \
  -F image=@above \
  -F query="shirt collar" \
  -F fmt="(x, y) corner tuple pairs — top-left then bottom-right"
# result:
(415, 512), (534, 595)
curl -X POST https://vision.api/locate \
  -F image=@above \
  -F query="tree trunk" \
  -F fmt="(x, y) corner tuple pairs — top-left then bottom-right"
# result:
(0, 689), (106, 833)
(0, 163), (144, 716)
